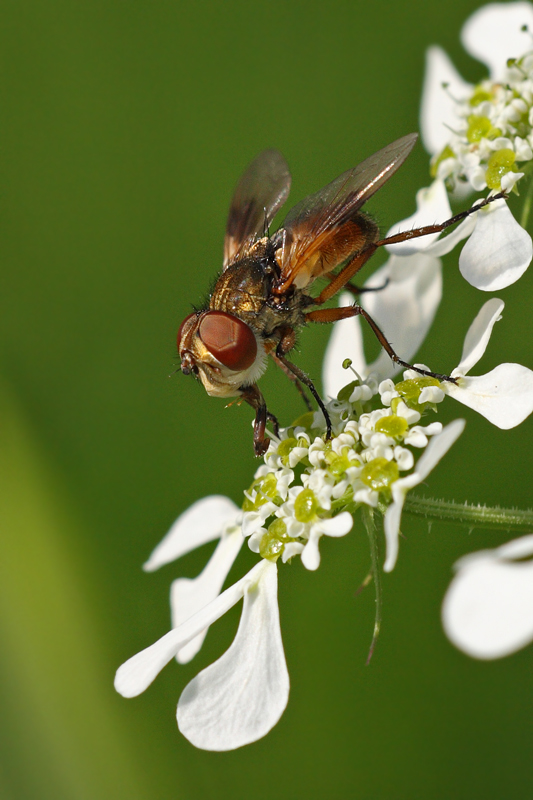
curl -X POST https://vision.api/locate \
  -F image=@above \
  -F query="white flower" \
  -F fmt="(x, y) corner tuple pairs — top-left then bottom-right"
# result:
(143, 496), (243, 664)
(390, 2), (533, 290)
(383, 419), (466, 572)
(445, 298), (533, 428)
(115, 559), (289, 751)
(322, 250), (442, 396)
(442, 534), (533, 659)
(377, 299), (533, 430)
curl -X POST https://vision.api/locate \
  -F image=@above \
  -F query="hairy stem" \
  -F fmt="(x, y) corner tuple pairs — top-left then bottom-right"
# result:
(361, 506), (382, 665)
(403, 494), (533, 532)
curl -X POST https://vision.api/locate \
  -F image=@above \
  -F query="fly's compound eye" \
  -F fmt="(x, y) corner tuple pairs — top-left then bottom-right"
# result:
(198, 311), (257, 371)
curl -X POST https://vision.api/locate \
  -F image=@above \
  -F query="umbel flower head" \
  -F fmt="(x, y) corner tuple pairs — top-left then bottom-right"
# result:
(386, 2), (533, 291)
(115, 373), (468, 750)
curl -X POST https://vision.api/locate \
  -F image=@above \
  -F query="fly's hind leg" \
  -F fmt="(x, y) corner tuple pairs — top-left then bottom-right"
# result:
(306, 305), (457, 384)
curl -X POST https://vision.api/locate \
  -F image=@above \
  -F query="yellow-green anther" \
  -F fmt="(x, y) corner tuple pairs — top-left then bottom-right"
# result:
(469, 88), (493, 107)
(326, 452), (352, 478)
(294, 488), (318, 522)
(342, 358), (353, 369)
(466, 115), (493, 143)
(242, 473), (278, 511)
(485, 148), (516, 189)
(268, 518), (289, 540)
(375, 415), (409, 439)
(430, 145), (455, 177)
(278, 438), (298, 458)
(360, 457), (399, 492)
(259, 518), (293, 561)
(259, 532), (285, 561)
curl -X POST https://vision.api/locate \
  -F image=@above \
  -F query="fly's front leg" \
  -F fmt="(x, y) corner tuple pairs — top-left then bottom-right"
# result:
(376, 191), (507, 248)
(306, 305), (457, 384)
(240, 384), (274, 456)
(274, 326), (333, 440)
(270, 351), (313, 411)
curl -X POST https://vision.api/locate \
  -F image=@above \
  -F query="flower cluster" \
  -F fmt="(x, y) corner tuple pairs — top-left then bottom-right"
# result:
(114, 295), (533, 751)
(386, 3), (533, 292)
(114, 377), (464, 751)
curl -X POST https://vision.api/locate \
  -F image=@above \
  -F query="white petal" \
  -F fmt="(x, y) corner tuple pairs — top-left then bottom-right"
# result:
(322, 292), (367, 397)
(384, 420), (465, 572)
(301, 531), (321, 571)
(115, 561), (264, 698)
(143, 496), (239, 571)
(319, 511), (353, 537)
(364, 254), (442, 380)
(461, 2), (533, 80)
(409, 418), (466, 483)
(497, 533), (533, 560)
(454, 298), (504, 375)
(446, 364), (533, 428)
(459, 201), (533, 291)
(177, 561), (289, 751)
(443, 549), (533, 659)
(383, 497), (404, 573)
(385, 180), (452, 256)
(420, 46), (472, 154)
(171, 529), (244, 664)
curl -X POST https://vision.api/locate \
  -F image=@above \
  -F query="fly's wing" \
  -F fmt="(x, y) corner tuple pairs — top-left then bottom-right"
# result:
(223, 149), (291, 269)
(275, 134), (418, 291)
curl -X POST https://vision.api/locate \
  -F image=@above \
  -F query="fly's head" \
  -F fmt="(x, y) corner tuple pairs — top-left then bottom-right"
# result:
(177, 310), (268, 398)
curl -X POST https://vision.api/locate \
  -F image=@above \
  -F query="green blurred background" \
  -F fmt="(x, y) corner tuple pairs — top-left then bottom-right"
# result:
(2, 1), (533, 797)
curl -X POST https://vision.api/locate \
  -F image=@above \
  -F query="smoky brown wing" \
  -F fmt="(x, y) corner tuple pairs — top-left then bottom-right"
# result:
(223, 149), (291, 269)
(275, 133), (418, 289)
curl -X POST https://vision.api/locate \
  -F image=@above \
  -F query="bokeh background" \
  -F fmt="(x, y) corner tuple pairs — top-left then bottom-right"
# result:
(2, 0), (533, 797)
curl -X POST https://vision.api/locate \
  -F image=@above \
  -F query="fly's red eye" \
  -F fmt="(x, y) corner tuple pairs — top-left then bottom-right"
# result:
(177, 313), (197, 351)
(198, 311), (257, 371)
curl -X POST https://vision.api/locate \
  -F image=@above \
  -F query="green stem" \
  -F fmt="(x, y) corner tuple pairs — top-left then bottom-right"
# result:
(361, 506), (382, 664)
(520, 175), (533, 229)
(403, 494), (533, 532)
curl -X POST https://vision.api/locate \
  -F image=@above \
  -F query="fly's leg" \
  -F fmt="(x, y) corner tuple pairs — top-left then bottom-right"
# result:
(306, 305), (457, 384)
(240, 384), (276, 456)
(313, 190), (508, 306)
(270, 351), (313, 411)
(376, 190), (507, 248)
(274, 326), (333, 440)
(340, 278), (390, 296)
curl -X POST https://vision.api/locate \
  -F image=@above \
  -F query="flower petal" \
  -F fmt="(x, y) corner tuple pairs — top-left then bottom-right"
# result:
(322, 292), (367, 398)
(409, 418), (466, 483)
(420, 46), (472, 154)
(446, 364), (533, 428)
(177, 560), (289, 751)
(364, 254), (442, 380)
(461, 2), (533, 80)
(143, 496), (239, 571)
(443, 539), (533, 659)
(454, 298), (504, 375)
(384, 420), (465, 573)
(114, 561), (264, 698)
(171, 529), (244, 664)
(383, 497), (404, 573)
(459, 201), (533, 291)
(385, 179), (452, 256)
